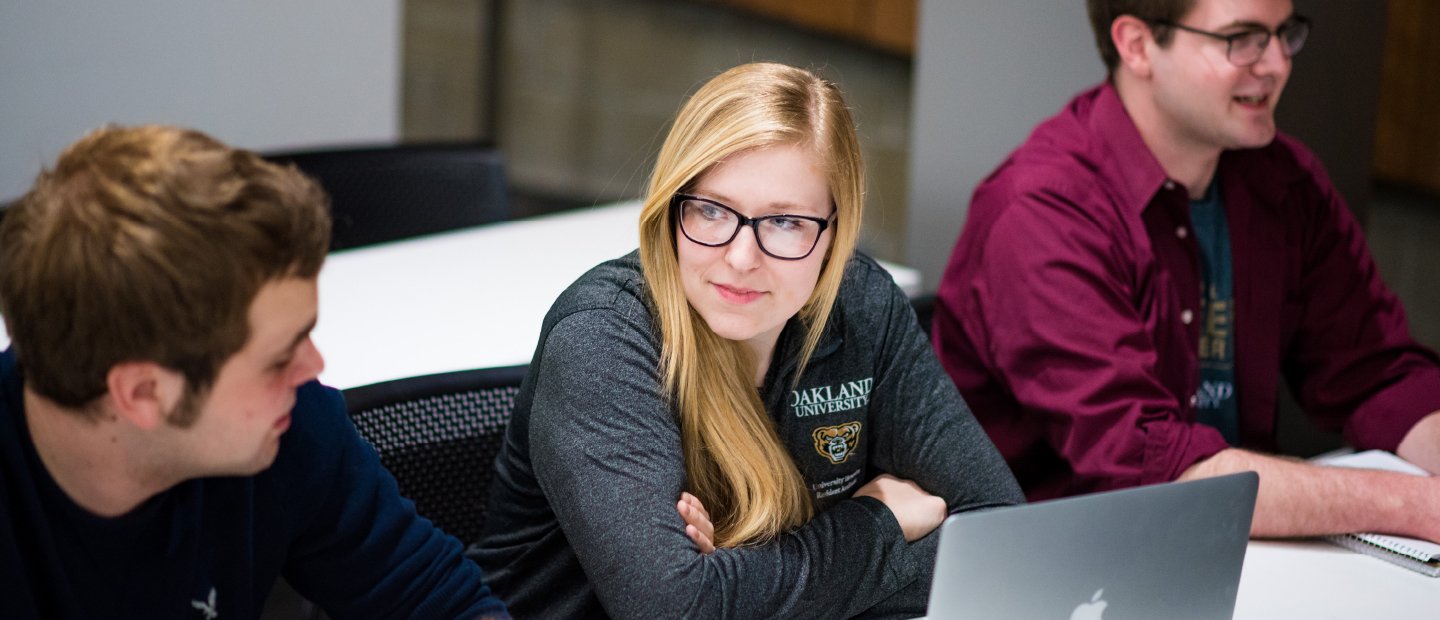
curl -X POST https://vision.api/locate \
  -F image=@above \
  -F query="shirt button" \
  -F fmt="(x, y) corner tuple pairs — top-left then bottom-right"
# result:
(1176, 226), (1188, 239)
(1164, 180), (1176, 190)
(1189, 394), (1199, 407)
(1181, 309), (1194, 325)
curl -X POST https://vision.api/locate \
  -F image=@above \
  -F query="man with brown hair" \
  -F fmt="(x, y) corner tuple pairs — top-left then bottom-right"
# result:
(933, 0), (1440, 542)
(0, 125), (507, 618)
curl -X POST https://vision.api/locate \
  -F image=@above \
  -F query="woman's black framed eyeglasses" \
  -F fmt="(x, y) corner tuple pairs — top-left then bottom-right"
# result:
(671, 193), (834, 261)
(1146, 14), (1310, 67)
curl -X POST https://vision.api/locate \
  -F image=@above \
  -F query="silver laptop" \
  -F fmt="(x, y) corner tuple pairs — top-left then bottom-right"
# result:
(925, 472), (1258, 620)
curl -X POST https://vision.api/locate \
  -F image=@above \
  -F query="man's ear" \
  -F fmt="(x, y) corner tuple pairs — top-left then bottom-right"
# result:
(1112, 15), (1156, 80)
(105, 362), (184, 430)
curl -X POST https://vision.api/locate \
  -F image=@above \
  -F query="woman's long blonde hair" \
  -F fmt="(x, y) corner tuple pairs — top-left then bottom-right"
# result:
(638, 63), (864, 547)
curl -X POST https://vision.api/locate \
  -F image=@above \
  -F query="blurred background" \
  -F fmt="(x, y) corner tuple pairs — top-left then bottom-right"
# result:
(3, 2), (1438, 614)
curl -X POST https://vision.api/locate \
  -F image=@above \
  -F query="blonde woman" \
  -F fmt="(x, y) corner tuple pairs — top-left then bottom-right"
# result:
(472, 62), (1022, 618)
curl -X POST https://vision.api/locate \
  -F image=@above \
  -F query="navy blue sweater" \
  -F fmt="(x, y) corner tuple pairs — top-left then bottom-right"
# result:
(0, 349), (508, 619)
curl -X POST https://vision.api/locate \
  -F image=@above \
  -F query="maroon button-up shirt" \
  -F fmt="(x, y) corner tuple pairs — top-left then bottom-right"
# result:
(934, 82), (1440, 500)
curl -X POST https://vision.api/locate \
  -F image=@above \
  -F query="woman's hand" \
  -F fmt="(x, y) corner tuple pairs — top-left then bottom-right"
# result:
(853, 474), (947, 542)
(677, 491), (716, 554)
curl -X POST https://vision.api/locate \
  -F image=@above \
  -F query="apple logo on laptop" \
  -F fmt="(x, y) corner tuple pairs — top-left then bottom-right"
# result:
(1070, 588), (1108, 620)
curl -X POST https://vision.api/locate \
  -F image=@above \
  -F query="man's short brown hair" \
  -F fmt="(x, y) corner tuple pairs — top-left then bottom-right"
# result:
(0, 125), (331, 411)
(1087, 0), (1198, 72)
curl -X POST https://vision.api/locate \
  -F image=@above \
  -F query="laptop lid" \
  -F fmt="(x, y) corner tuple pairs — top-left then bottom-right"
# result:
(925, 472), (1258, 620)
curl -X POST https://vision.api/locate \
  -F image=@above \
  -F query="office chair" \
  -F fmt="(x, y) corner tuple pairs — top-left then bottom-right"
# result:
(341, 364), (527, 547)
(266, 143), (510, 250)
(910, 292), (938, 340)
(279, 365), (528, 620)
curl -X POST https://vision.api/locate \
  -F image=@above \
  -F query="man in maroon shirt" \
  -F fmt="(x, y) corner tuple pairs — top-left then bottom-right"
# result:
(934, 0), (1440, 542)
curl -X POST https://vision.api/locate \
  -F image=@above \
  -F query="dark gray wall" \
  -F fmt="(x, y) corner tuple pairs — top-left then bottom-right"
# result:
(1275, 3), (1387, 222)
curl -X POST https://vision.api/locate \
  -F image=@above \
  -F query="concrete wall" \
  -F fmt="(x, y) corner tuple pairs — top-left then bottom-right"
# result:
(494, 0), (916, 260)
(0, 1), (401, 202)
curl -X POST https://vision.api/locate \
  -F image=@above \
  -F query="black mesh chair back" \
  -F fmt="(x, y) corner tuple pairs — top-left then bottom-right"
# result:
(342, 365), (526, 546)
(267, 143), (510, 250)
(910, 292), (938, 340)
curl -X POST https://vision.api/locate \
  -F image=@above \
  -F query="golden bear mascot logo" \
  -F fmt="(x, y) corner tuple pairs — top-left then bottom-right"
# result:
(812, 422), (862, 464)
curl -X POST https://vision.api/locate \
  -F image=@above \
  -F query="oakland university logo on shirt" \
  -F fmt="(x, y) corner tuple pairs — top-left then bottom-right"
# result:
(812, 422), (862, 464)
(789, 377), (873, 418)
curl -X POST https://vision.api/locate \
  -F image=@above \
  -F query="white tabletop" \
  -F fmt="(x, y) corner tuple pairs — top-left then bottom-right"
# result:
(1235, 538), (1439, 618)
(312, 200), (919, 390)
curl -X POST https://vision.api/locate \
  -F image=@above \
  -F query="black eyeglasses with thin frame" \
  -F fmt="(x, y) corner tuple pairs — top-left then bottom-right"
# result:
(671, 193), (834, 261)
(1146, 14), (1310, 67)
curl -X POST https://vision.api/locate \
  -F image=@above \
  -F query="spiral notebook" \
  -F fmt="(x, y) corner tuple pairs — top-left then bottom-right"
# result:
(1315, 450), (1440, 577)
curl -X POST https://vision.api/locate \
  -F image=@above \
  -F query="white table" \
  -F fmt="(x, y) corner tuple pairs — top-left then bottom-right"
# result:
(1235, 539), (1439, 618)
(312, 200), (919, 390)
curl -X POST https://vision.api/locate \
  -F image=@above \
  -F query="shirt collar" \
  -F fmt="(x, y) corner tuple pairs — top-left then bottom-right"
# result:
(1086, 81), (1173, 215)
(1086, 81), (1304, 215)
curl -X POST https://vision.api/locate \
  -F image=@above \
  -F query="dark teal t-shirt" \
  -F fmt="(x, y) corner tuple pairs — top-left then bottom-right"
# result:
(1191, 179), (1239, 444)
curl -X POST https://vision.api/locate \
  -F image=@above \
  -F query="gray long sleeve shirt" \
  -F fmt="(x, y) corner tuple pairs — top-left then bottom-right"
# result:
(472, 251), (1022, 619)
